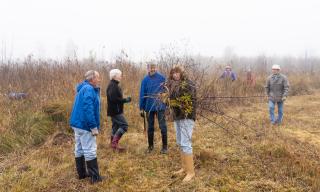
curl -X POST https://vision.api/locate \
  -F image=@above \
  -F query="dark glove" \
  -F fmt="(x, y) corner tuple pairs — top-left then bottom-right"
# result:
(124, 96), (131, 103)
(140, 110), (145, 117)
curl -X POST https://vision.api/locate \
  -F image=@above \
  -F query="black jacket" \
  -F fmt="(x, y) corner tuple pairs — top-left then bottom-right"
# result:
(106, 80), (126, 116)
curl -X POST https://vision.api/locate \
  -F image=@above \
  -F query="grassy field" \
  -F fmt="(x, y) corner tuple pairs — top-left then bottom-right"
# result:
(0, 89), (320, 191)
(0, 59), (320, 191)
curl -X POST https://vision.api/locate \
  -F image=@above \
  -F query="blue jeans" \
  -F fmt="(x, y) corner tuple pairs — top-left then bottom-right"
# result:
(174, 119), (195, 154)
(73, 127), (97, 161)
(268, 100), (284, 124)
(111, 114), (128, 137)
(147, 110), (168, 148)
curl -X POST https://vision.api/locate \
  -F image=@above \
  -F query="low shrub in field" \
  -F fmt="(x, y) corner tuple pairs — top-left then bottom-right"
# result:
(42, 101), (71, 124)
(0, 99), (76, 155)
(0, 111), (54, 155)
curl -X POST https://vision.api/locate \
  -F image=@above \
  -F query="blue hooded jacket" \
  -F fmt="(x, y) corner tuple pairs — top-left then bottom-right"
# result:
(70, 80), (100, 131)
(139, 72), (166, 112)
(220, 71), (237, 81)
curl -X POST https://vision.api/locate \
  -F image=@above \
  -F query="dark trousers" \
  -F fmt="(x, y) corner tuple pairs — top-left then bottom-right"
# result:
(111, 114), (128, 137)
(146, 110), (168, 149)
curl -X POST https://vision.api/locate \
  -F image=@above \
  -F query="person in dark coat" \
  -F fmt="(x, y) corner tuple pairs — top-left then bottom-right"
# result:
(166, 65), (196, 182)
(106, 69), (131, 152)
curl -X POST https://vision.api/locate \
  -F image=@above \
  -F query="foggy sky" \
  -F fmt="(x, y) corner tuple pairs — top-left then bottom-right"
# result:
(0, 0), (319, 61)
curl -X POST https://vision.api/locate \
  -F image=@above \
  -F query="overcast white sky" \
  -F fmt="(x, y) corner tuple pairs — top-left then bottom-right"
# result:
(0, 0), (319, 60)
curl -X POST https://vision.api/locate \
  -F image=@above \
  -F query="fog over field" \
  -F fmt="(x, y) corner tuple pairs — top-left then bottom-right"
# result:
(0, 0), (320, 61)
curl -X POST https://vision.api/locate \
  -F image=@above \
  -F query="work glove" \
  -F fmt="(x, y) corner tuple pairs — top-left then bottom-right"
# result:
(140, 110), (145, 118)
(124, 96), (131, 103)
(282, 96), (287, 102)
(91, 127), (99, 136)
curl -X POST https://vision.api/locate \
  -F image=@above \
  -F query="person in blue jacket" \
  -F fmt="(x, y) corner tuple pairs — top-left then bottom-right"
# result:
(220, 65), (237, 81)
(70, 70), (103, 184)
(139, 63), (168, 154)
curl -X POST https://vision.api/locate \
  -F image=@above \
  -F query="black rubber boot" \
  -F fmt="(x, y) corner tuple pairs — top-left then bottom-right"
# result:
(147, 131), (154, 153)
(147, 145), (154, 153)
(75, 156), (88, 179)
(86, 158), (103, 184)
(160, 133), (168, 154)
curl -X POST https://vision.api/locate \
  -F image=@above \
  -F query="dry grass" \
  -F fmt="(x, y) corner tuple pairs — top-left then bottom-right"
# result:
(1, 60), (320, 191)
(0, 92), (320, 191)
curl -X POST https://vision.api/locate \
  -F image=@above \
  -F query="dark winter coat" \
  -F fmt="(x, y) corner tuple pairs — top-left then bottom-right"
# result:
(167, 79), (196, 121)
(106, 80), (127, 116)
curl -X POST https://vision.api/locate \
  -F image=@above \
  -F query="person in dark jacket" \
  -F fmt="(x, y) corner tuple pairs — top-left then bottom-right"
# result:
(167, 65), (196, 182)
(139, 63), (168, 154)
(70, 70), (103, 184)
(107, 69), (131, 152)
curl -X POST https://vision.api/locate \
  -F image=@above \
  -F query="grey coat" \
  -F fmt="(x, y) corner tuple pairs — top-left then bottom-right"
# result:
(265, 73), (289, 102)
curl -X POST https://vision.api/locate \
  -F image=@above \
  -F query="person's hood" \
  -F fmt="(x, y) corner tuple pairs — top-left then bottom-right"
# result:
(76, 80), (90, 92)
